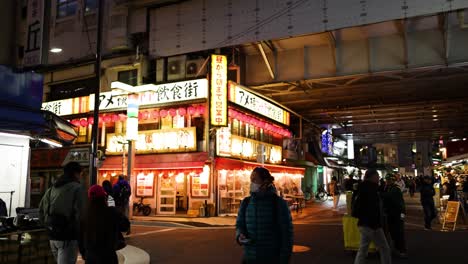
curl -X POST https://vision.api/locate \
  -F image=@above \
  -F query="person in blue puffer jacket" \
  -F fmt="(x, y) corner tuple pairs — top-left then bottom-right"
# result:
(236, 167), (294, 264)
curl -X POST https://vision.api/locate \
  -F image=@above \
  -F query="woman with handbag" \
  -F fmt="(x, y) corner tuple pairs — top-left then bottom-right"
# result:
(80, 185), (130, 264)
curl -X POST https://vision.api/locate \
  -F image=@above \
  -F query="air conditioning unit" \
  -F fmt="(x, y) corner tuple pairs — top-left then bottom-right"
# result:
(156, 58), (165, 83)
(167, 55), (186, 81)
(185, 58), (206, 78)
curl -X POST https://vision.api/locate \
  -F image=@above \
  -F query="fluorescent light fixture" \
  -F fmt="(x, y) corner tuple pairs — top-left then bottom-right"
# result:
(0, 132), (31, 139)
(50, 47), (63, 53)
(40, 138), (63, 148)
(432, 115), (438, 118)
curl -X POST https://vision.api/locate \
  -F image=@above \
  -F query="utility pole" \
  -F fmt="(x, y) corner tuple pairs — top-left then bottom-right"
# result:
(90, 0), (105, 185)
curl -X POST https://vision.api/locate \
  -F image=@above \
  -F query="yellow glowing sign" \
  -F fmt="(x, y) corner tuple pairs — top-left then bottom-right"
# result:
(106, 127), (197, 154)
(210, 54), (228, 126)
(220, 134), (283, 164)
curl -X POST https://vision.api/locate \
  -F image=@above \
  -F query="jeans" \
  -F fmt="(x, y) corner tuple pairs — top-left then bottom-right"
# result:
(354, 226), (392, 264)
(422, 200), (437, 228)
(49, 240), (78, 264)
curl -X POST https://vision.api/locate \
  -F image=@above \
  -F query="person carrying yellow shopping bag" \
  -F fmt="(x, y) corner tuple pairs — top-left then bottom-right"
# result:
(352, 169), (392, 264)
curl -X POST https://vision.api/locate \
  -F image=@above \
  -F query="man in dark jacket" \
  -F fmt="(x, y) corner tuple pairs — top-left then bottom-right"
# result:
(236, 167), (293, 264)
(420, 176), (437, 230)
(39, 162), (85, 264)
(353, 169), (391, 264)
(382, 174), (407, 258)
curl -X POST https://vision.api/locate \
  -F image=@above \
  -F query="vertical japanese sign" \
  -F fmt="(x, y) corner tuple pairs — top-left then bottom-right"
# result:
(24, 0), (44, 66)
(210, 54), (228, 127)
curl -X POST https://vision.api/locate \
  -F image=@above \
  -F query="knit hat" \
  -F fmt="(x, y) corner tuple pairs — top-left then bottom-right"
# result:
(88, 185), (107, 200)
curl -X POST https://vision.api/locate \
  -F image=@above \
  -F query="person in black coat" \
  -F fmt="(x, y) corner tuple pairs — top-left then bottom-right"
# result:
(81, 185), (130, 264)
(353, 169), (391, 264)
(420, 176), (437, 230)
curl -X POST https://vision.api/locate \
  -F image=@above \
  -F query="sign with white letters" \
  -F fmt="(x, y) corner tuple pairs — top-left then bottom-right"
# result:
(229, 82), (290, 125)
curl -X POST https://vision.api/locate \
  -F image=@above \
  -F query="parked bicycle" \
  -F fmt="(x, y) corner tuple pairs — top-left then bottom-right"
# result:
(315, 185), (331, 202)
(133, 197), (152, 216)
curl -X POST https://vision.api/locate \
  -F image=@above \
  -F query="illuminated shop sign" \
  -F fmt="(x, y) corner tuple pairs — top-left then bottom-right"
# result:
(216, 131), (282, 164)
(90, 79), (208, 111)
(210, 54), (228, 126)
(136, 172), (155, 197)
(106, 127), (197, 154)
(229, 82), (290, 125)
(41, 97), (89, 116)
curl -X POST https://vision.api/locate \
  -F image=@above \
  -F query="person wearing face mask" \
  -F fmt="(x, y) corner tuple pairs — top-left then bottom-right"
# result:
(236, 167), (293, 264)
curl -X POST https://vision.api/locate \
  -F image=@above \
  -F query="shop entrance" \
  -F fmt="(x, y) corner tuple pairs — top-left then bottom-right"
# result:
(157, 174), (176, 214)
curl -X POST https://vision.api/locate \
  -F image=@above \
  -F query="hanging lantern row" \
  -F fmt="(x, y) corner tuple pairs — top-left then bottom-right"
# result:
(228, 109), (292, 137)
(70, 106), (206, 127)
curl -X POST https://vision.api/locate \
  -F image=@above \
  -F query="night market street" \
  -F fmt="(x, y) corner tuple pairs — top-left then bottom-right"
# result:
(126, 196), (468, 264)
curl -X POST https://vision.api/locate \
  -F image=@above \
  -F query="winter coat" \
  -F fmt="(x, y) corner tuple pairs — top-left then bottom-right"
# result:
(38, 175), (85, 240)
(81, 207), (130, 264)
(420, 183), (435, 204)
(382, 184), (406, 219)
(236, 186), (293, 264)
(353, 181), (384, 229)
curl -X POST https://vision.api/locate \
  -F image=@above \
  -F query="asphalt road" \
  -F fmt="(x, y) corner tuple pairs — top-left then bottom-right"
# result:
(127, 223), (467, 264)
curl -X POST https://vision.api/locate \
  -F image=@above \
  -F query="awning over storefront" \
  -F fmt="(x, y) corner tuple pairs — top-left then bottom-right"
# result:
(215, 158), (305, 175)
(100, 152), (209, 170)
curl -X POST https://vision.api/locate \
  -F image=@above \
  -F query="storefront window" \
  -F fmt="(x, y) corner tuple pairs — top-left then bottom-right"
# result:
(218, 169), (303, 215)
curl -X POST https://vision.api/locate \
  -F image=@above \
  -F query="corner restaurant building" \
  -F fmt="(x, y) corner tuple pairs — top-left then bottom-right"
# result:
(40, 72), (303, 217)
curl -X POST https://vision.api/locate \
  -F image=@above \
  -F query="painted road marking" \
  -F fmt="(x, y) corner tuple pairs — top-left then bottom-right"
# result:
(127, 228), (177, 238)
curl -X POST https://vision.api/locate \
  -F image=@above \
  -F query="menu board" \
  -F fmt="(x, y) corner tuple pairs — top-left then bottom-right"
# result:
(191, 174), (209, 198)
(136, 173), (155, 197)
(444, 201), (460, 223)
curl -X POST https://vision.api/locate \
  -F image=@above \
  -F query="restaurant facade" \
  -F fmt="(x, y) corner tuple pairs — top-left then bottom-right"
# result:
(38, 55), (304, 217)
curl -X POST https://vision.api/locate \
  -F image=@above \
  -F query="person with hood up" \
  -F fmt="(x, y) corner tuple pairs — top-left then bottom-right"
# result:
(39, 162), (85, 264)
(80, 185), (130, 264)
(236, 167), (293, 264)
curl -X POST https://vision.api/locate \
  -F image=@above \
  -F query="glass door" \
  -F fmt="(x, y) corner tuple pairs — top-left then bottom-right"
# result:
(157, 174), (176, 214)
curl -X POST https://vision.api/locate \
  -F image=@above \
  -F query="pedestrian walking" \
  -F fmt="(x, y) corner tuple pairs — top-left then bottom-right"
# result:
(442, 174), (457, 201)
(236, 167), (293, 264)
(102, 180), (116, 207)
(329, 176), (340, 210)
(112, 175), (131, 217)
(80, 185), (130, 264)
(420, 176), (437, 230)
(39, 162), (85, 264)
(382, 175), (407, 258)
(352, 169), (391, 264)
(408, 177), (416, 198)
(395, 173), (406, 193)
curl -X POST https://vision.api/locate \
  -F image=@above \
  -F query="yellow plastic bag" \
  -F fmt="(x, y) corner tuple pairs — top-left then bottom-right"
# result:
(342, 215), (377, 252)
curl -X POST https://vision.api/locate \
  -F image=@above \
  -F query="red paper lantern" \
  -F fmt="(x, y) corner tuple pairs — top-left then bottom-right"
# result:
(71, 120), (80, 127)
(178, 107), (186, 116)
(168, 108), (177, 117)
(98, 115), (103, 124)
(187, 106), (196, 115)
(112, 114), (119, 122)
(119, 114), (127, 121)
(142, 111), (149, 120)
(80, 119), (88, 127)
(88, 117), (94, 125)
(197, 106), (205, 115)
(103, 115), (111, 123)
(151, 110), (159, 119)
(160, 109), (168, 118)
(228, 109), (234, 117)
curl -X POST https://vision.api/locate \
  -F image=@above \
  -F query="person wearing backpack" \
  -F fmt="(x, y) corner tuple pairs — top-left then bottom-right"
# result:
(39, 162), (85, 264)
(236, 167), (293, 264)
(112, 175), (131, 217)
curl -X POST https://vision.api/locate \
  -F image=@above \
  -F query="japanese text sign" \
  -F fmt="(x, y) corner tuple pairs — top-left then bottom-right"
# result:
(229, 83), (290, 125)
(24, 0), (44, 66)
(210, 55), (228, 126)
(89, 79), (208, 111)
(42, 96), (89, 116)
